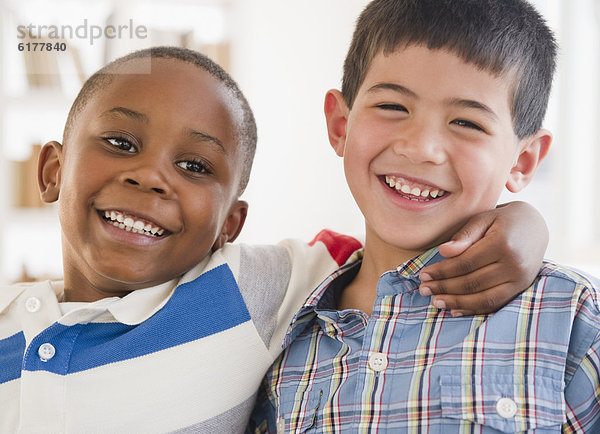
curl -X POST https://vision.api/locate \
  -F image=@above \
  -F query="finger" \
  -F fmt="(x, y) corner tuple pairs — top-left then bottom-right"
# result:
(421, 236), (502, 281)
(419, 263), (506, 296)
(439, 212), (496, 258)
(437, 239), (470, 258)
(430, 282), (519, 316)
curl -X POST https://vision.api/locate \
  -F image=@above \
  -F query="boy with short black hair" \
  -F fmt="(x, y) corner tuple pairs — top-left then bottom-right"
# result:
(0, 46), (547, 432)
(251, 0), (600, 432)
(3, 46), (350, 432)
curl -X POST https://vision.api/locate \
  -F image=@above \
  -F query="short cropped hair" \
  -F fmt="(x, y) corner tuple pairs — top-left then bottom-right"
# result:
(342, 0), (557, 138)
(64, 46), (257, 195)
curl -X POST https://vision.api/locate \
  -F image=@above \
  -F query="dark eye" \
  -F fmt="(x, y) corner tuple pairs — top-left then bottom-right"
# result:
(106, 137), (136, 153)
(452, 119), (484, 132)
(176, 160), (210, 174)
(377, 103), (408, 112)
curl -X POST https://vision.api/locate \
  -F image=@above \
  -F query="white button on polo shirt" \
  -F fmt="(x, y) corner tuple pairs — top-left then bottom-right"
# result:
(38, 343), (56, 362)
(368, 352), (388, 372)
(496, 397), (518, 418)
(25, 297), (41, 313)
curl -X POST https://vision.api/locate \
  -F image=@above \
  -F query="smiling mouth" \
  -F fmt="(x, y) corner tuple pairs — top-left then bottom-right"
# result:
(100, 210), (168, 237)
(383, 175), (447, 201)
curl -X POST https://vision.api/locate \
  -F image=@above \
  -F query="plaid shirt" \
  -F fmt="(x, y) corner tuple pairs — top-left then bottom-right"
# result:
(250, 248), (600, 433)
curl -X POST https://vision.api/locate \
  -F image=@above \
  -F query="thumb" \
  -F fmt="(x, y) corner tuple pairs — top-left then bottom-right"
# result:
(439, 213), (495, 258)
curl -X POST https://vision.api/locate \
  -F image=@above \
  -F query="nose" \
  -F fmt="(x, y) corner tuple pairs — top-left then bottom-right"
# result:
(392, 121), (446, 165)
(119, 164), (172, 196)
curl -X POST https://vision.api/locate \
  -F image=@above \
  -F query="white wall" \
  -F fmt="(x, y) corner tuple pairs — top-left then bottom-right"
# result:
(229, 0), (369, 245)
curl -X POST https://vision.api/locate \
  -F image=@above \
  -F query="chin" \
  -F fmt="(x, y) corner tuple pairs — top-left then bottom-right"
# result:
(380, 230), (451, 254)
(92, 265), (163, 289)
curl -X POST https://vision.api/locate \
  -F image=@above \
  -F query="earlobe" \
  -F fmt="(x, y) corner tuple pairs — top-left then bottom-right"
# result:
(211, 200), (248, 251)
(38, 141), (63, 203)
(324, 89), (349, 157)
(506, 129), (552, 193)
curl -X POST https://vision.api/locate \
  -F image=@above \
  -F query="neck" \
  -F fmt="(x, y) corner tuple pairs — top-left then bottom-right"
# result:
(62, 263), (135, 302)
(338, 225), (426, 315)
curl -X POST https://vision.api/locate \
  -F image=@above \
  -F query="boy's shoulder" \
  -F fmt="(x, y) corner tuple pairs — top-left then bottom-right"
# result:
(537, 261), (600, 313)
(200, 229), (362, 286)
(511, 261), (600, 365)
(202, 231), (362, 354)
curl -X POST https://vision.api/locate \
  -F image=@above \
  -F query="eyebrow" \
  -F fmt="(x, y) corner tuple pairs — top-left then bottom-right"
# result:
(368, 82), (499, 121)
(100, 106), (149, 123)
(187, 129), (227, 155)
(446, 98), (499, 122)
(368, 82), (418, 98)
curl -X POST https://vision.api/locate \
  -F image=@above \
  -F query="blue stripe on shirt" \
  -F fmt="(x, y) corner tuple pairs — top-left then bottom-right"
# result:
(0, 332), (26, 384)
(24, 264), (251, 374)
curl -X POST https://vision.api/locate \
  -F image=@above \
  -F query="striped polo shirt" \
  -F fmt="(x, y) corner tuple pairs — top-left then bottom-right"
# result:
(252, 248), (600, 433)
(0, 231), (361, 433)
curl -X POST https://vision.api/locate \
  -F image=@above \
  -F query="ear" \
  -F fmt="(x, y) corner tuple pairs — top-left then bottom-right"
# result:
(38, 141), (63, 203)
(211, 200), (248, 251)
(324, 89), (349, 157)
(506, 129), (552, 193)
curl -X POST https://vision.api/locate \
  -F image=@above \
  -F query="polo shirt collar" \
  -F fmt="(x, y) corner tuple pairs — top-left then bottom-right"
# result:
(80, 255), (211, 325)
(47, 279), (176, 326)
(36, 255), (212, 326)
(0, 283), (31, 315)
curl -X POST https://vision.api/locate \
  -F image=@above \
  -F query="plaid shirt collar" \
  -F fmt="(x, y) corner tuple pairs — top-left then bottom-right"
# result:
(282, 246), (444, 348)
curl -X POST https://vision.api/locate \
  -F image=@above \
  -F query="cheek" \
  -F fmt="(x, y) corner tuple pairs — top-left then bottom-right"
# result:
(344, 119), (389, 169)
(455, 148), (511, 203)
(351, 113), (391, 144)
(181, 191), (225, 235)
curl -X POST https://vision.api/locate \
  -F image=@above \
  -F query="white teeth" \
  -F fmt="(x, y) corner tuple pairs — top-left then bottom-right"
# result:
(384, 176), (446, 200)
(133, 221), (145, 231)
(102, 210), (166, 237)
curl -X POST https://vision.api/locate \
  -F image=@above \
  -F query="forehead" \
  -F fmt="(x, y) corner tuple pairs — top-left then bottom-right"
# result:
(75, 58), (242, 153)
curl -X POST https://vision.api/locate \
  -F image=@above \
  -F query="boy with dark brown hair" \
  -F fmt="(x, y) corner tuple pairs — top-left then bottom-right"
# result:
(252, 0), (600, 432)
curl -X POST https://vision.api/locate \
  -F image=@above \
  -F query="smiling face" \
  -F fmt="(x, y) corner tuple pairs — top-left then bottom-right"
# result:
(326, 45), (550, 267)
(39, 59), (248, 301)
